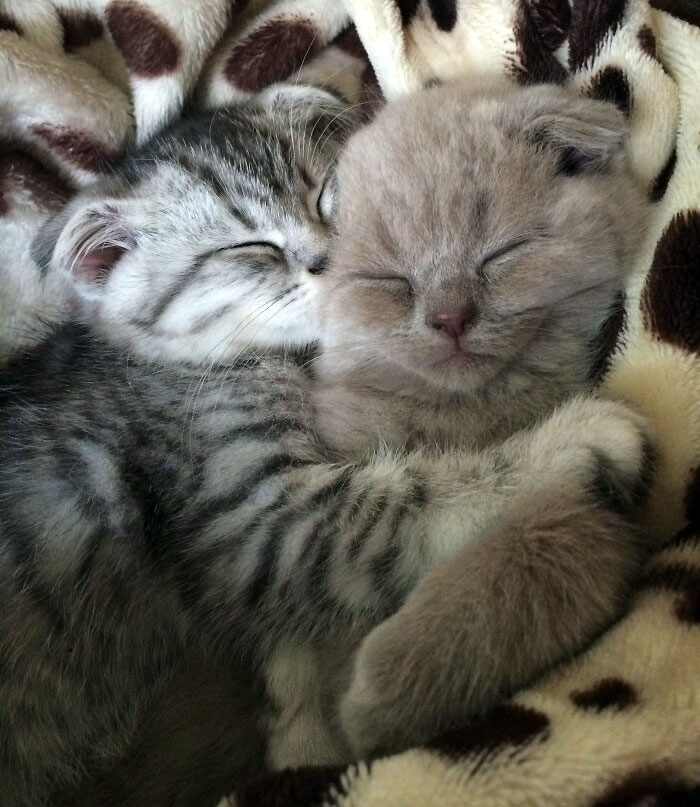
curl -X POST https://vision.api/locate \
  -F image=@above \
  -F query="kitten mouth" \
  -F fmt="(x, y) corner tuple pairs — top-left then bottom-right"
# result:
(439, 348), (483, 368)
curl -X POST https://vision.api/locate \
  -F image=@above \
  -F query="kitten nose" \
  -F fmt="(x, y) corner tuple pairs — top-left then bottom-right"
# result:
(429, 305), (477, 338)
(307, 257), (326, 276)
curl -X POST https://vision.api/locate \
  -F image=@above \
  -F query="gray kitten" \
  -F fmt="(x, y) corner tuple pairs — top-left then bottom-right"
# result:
(313, 78), (654, 756)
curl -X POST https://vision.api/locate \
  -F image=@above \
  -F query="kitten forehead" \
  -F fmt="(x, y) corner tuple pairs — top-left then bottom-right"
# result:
(335, 78), (631, 270)
(323, 78), (645, 397)
(91, 99), (350, 244)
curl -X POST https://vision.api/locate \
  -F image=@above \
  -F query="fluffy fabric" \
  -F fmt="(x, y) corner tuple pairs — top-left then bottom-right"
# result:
(0, 0), (698, 805)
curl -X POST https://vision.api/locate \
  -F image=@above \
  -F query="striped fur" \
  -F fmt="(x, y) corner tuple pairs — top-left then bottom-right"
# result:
(3, 84), (365, 805)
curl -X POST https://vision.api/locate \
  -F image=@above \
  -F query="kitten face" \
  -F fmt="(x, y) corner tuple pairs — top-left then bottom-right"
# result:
(35, 86), (357, 363)
(322, 80), (647, 396)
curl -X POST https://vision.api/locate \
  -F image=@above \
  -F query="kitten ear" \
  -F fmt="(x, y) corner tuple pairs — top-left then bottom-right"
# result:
(257, 82), (344, 112)
(32, 200), (136, 299)
(519, 94), (627, 175)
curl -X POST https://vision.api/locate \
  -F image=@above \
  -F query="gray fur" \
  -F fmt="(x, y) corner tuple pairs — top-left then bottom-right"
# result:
(316, 78), (655, 755)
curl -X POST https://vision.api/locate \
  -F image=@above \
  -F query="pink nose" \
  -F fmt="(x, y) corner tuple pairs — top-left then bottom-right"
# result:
(429, 305), (478, 339)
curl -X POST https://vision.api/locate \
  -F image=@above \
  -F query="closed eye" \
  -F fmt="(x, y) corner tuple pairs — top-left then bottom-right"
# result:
(355, 275), (414, 295)
(478, 238), (532, 278)
(215, 242), (285, 264)
(230, 241), (283, 254)
(214, 242), (285, 268)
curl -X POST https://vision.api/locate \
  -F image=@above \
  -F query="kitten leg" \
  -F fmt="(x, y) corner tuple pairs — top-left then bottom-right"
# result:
(339, 397), (654, 757)
(264, 641), (352, 770)
(191, 399), (650, 644)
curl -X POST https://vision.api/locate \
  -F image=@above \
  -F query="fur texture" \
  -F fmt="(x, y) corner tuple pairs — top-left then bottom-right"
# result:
(316, 79), (656, 755)
(2, 1), (698, 806)
(250, 80), (657, 769)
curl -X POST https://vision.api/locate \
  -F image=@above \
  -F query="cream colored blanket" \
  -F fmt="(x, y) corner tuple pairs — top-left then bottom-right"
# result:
(0, 1), (698, 804)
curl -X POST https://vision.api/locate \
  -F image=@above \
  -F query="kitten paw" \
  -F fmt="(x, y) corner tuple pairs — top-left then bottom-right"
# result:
(339, 616), (421, 759)
(528, 396), (655, 517)
(339, 582), (478, 759)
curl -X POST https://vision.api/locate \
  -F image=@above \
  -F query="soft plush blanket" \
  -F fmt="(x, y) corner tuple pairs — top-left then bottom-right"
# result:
(1, 1), (699, 805)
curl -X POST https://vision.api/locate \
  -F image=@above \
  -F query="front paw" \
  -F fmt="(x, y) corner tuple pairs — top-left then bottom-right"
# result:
(339, 616), (418, 759)
(338, 598), (464, 759)
(528, 396), (655, 517)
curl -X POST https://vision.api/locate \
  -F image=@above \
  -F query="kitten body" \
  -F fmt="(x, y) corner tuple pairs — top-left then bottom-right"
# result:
(0, 79), (653, 805)
(2, 85), (355, 805)
(315, 78), (654, 754)
(254, 80), (655, 768)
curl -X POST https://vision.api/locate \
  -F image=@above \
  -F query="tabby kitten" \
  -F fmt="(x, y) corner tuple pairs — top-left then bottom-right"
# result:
(316, 78), (654, 755)
(2, 83), (357, 806)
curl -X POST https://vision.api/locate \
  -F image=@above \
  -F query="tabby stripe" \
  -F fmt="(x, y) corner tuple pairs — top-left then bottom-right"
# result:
(368, 500), (412, 609)
(175, 455), (314, 604)
(121, 457), (169, 561)
(306, 523), (335, 605)
(369, 541), (402, 603)
(190, 303), (235, 334)
(243, 521), (289, 608)
(198, 401), (282, 414)
(144, 249), (225, 327)
(304, 487), (355, 605)
(216, 418), (306, 442)
(346, 493), (388, 564)
(190, 485), (302, 605)
(175, 154), (255, 229)
(191, 453), (314, 533)
(244, 468), (353, 607)
(53, 446), (114, 523)
(407, 471), (429, 508)
(254, 138), (287, 194)
(240, 467), (347, 539)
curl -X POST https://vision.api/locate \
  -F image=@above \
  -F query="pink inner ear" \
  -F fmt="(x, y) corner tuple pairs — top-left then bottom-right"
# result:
(74, 245), (126, 284)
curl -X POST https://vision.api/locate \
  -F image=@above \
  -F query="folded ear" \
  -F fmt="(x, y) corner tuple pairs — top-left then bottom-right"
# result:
(32, 199), (136, 299)
(256, 82), (344, 112)
(257, 82), (362, 155)
(517, 91), (627, 175)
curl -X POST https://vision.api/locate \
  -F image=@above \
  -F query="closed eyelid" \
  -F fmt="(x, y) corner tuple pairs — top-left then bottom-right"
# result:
(231, 241), (282, 251)
(202, 243), (284, 263)
(478, 238), (534, 278)
(315, 172), (336, 224)
(483, 238), (533, 264)
(354, 275), (414, 299)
